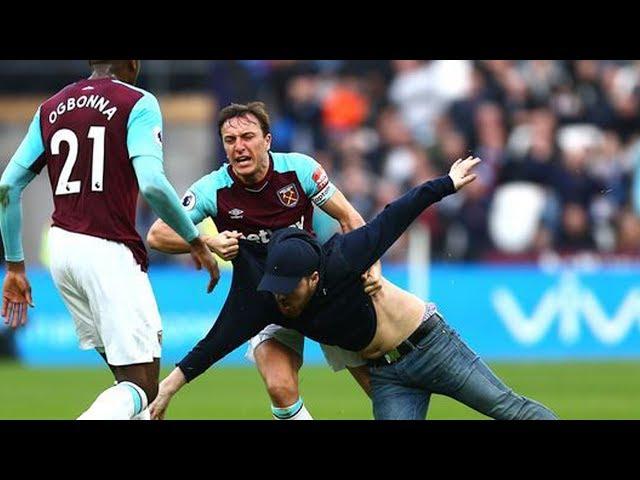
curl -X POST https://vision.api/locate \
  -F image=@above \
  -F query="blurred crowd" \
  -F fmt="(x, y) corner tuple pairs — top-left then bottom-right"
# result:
(205, 60), (640, 263)
(3, 60), (639, 265)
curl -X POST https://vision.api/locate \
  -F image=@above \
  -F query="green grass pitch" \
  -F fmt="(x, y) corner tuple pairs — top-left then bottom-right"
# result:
(1, 360), (639, 419)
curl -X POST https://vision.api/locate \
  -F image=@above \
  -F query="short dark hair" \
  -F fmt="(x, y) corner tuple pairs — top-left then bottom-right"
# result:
(218, 102), (271, 137)
(88, 60), (129, 68)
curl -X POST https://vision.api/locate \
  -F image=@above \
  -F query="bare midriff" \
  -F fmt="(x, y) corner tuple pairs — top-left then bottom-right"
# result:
(359, 278), (426, 359)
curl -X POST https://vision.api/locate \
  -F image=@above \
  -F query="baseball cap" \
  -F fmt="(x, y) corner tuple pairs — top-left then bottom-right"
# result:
(258, 237), (320, 294)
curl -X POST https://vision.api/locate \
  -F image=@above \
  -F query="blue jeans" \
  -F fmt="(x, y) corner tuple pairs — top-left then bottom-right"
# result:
(369, 316), (558, 420)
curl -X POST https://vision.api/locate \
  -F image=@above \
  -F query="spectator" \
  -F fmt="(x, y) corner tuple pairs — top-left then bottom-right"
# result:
(388, 60), (471, 147)
(200, 60), (640, 264)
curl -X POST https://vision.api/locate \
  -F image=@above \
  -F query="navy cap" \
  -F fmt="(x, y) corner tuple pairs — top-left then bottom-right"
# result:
(258, 237), (320, 294)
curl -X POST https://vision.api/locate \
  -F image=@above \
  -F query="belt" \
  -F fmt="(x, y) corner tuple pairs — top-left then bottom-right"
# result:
(368, 312), (443, 367)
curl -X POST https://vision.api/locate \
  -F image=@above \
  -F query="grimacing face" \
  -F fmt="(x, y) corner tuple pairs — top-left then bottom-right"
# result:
(221, 113), (272, 184)
(273, 272), (319, 319)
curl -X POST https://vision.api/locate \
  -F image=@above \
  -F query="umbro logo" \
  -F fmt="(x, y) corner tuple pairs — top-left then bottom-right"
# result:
(81, 86), (95, 91)
(229, 208), (244, 219)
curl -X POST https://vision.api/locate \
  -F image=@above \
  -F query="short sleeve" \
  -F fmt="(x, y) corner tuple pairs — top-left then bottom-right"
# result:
(12, 107), (45, 171)
(293, 153), (336, 207)
(127, 93), (163, 161)
(180, 172), (220, 225)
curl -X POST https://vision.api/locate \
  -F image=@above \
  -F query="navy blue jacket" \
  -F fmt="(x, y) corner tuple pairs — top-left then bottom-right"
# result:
(177, 175), (456, 382)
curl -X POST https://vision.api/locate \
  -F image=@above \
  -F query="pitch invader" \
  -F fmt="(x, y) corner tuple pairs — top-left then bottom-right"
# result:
(147, 102), (380, 420)
(0, 60), (219, 420)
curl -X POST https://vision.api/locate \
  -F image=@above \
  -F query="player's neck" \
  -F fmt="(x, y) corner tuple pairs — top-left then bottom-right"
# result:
(88, 68), (118, 81)
(233, 156), (270, 186)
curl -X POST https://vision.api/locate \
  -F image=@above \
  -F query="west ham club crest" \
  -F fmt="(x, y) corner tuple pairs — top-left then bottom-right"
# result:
(277, 183), (300, 207)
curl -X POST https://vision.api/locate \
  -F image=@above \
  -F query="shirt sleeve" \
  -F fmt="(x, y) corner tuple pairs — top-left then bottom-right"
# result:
(12, 107), (45, 172)
(295, 154), (337, 207)
(176, 251), (281, 382)
(127, 93), (163, 161)
(0, 161), (37, 261)
(131, 155), (199, 242)
(179, 172), (220, 225)
(312, 206), (341, 244)
(337, 175), (456, 274)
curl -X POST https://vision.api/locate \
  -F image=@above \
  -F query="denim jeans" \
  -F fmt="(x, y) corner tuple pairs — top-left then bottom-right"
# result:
(369, 316), (558, 420)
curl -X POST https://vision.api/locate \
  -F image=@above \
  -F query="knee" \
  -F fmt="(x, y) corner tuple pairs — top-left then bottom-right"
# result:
(264, 372), (299, 406)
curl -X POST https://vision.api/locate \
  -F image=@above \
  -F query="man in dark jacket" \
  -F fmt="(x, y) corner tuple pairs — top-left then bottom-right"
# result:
(151, 156), (558, 419)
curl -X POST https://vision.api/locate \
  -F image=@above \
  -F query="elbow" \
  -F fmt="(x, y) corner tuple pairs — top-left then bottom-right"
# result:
(146, 221), (166, 251)
(146, 228), (160, 250)
(140, 183), (167, 206)
(0, 183), (16, 208)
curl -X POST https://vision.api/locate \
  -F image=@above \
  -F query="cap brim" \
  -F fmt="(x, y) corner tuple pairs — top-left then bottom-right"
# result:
(257, 274), (302, 295)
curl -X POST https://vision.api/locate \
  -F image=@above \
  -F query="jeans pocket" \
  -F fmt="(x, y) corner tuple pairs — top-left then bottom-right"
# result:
(415, 325), (447, 351)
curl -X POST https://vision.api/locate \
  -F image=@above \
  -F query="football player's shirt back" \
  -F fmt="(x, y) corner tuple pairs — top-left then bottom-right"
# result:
(14, 77), (164, 270)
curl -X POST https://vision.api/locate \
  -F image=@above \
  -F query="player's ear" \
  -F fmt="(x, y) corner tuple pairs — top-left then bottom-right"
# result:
(130, 60), (140, 83)
(310, 271), (320, 286)
(264, 132), (272, 150)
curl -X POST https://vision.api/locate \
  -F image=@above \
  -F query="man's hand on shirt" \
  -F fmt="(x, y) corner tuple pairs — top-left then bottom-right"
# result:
(205, 230), (243, 261)
(362, 260), (383, 296)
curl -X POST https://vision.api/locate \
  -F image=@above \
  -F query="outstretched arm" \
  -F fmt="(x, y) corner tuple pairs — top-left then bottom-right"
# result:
(339, 156), (481, 274)
(150, 306), (266, 420)
(176, 286), (277, 383)
(0, 162), (37, 329)
(0, 111), (42, 329)
(320, 189), (383, 296)
(0, 161), (36, 264)
(150, 275), (280, 419)
(128, 93), (219, 292)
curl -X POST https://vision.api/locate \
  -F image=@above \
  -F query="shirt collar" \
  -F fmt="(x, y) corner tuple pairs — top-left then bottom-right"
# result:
(227, 151), (274, 193)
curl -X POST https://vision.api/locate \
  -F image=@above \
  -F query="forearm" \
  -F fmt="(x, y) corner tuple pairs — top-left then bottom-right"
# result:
(339, 206), (382, 275)
(0, 185), (25, 262)
(140, 181), (199, 243)
(0, 162), (35, 262)
(323, 190), (365, 234)
(177, 284), (276, 382)
(133, 156), (199, 243)
(338, 207), (365, 234)
(177, 320), (260, 382)
(161, 367), (187, 395)
(177, 314), (261, 383)
(341, 175), (455, 273)
(147, 219), (200, 254)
